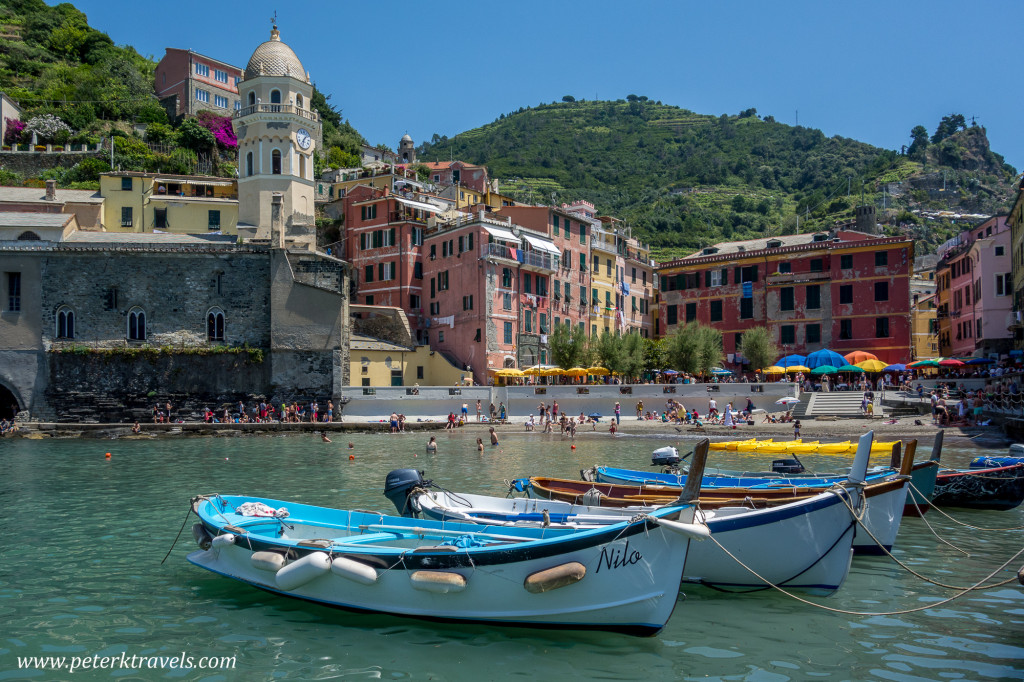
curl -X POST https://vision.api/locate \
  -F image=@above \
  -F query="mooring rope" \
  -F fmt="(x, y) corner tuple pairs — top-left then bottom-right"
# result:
(904, 488), (972, 557)
(912, 482), (1024, 532)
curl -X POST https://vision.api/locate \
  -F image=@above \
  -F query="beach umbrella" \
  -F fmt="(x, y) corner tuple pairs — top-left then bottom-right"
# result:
(810, 365), (838, 375)
(523, 367), (542, 376)
(588, 412), (602, 420)
(884, 363), (907, 372)
(855, 359), (889, 373)
(566, 367), (589, 376)
(938, 358), (965, 367)
(542, 367), (565, 376)
(785, 365), (811, 373)
(761, 366), (786, 374)
(495, 368), (524, 377)
(710, 367), (732, 376)
(776, 397), (801, 405)
(836, 364), (865, 373)
(806, 349), (848, 369)
(776, 354), (807, 368)
(662, 369), (679, 375)
(965, 357), (995, 365)
(844, 351), (878, 364)
(908, 359), (939, 368)
(588, 367), (610, 376)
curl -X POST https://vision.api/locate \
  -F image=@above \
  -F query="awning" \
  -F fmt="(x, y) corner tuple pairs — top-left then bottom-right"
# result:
(155, 178), (235, 186)
(522, 234), (560, 255)
(393, 196), (444, 213)
(484, 225), (519, 242)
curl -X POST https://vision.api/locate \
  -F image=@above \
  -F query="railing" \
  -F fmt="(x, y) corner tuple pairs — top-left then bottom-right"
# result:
(521, 250), (555, 272)
(234, 104), (320, 123)
(482, 242), (517, 261)
(520, 293), (549, 310)
(1, 142), (104, 153)
(590, 235), (617, 254)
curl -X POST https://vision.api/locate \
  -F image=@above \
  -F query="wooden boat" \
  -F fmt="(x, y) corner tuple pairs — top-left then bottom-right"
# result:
(187, 489), (707, 636)
(395, 437), (876, 595)
(931, 456), (1024, 511)
(589, 464), (895, 490)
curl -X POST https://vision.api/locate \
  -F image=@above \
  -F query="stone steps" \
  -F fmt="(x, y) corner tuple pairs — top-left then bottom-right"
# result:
(805, 392), (877, 417)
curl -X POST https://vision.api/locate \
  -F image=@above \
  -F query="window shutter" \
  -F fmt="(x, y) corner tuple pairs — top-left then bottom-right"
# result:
(752, 265), (759, 281)
(389, 228), (395, 246)
(734, 266), (741, 283)
(676, 274), (685, 290)
(721, 268), (728, 285)
(360, 233), (366, 250)
(704, 271), (711, 288)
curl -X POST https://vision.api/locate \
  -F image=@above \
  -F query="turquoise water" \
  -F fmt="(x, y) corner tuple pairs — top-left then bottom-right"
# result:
(0, 430), (1022, 681)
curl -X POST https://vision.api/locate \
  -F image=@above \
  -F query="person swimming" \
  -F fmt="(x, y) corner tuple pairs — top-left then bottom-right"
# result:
(489, 427), (499, 445)
(426, 436), (438, 452)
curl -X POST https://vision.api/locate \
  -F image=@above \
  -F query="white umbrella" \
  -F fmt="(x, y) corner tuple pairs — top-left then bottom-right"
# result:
(775, 397), (800, 405)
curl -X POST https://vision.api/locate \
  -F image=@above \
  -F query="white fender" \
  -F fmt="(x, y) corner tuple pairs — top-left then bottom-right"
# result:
(409, 570), (467, 594)
(212, 533), (236, 548)
(330, 557), (379, 585)
(275, 552), (331, 591)
(524, 562), (586, 593)
(251, 551), (286, 572)
(649, 516), (711, 540)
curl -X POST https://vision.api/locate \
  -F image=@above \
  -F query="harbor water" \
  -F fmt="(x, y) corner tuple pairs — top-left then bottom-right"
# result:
(1, 430), (1022, 680)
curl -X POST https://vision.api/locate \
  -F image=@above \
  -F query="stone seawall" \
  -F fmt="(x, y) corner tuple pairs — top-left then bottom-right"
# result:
(45, 352), (271, 422)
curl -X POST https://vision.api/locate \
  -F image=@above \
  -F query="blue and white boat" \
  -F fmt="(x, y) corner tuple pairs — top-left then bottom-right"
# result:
(394, 433), (879, 595)
(186, 491), (708, 636)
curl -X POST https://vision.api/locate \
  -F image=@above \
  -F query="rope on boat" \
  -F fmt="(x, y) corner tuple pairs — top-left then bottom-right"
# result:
(704, 532), (1023, 616)
(826, 485), (1017, 591)
(904, 487), (972, 557)
(910, 482), (1024, 532)
(161, 497), (197, 565)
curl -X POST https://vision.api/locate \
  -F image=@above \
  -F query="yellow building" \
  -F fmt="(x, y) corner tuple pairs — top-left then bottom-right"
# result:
(439, 184), (518, 210)
(589, 221), (620, 335)
(911, 292), (939, 360)
(350, 335), (468, 386)
(99, 172), (238, 234)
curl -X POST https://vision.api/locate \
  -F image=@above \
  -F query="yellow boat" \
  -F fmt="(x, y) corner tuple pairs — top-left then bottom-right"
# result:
(754, 439), (804, 454)
(709, 438), (758, 451)
(814, 441), (855, 454)
(784, 441), (821, 454)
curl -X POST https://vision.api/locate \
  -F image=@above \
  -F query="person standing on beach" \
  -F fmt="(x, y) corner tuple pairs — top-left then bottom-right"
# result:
(636, 400), (644, 419)
(552, 400), (559, 419)
(327, 400), (334, 423)
(614, 402), (621, 424)
(166, 401), (173, 423)
(462, 402), (469, 420)
(476, 399), (482, 422)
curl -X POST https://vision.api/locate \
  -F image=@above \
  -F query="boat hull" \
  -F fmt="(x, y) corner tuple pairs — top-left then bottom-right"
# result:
(905, 461), (939, 516)
(412, 490), (856, 594)
(187, 495), (694, 635)
(931, 464), (1024, 511)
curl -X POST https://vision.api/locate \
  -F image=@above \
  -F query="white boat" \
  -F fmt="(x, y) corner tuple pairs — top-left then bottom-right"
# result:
(186, 488), (708, 636)
(391, 434), (882, 594)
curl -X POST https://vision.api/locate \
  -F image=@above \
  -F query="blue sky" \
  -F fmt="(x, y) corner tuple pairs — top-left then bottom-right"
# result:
(59, 0), (1024, 172)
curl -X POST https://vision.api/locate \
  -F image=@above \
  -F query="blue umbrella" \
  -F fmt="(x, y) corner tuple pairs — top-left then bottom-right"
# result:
(662, 369), (679, 375)
(883, 363), (907, 372)
(710, 367), (732, 375)
(776, 354), (807, 368)
(966, 357), (995, 365)
(806, 349), (847, 369)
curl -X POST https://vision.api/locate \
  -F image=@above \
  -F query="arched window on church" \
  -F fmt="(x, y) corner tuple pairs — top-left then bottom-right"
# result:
(270, 89), (281, 113)
(271, 149), (281, 175)
(298, 154), (306, 179)
(295, 93), (303, 109)
(207, 307), (225, 342)
(56, 306), (75, 339)
(248, 91), (256, 107)
(127, 307), (146, 341)
(246, 151), (254, 177)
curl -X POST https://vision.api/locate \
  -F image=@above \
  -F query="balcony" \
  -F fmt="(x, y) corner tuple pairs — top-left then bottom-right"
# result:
(520, 250), (555, 273)
(520, 293), (549, 311)
(481, 242), (519, 262)
(590, 235), (618, 254)
(766, 270), (831, 285)
(234, 103), (320, 123)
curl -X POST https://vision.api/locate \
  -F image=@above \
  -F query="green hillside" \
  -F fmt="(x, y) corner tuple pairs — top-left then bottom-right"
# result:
(418, 99), (1019, 258)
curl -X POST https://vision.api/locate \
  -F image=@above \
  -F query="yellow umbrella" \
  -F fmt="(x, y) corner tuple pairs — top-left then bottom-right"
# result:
(762, 366), (786, 374)
(523, 367), (542, 376)
(543, 367), (566, 376)
(588, 367), (610, 376)
(495, 368), (524, 377)
(566, 367), (589, 377)
(856, 359), (889, 373)
(785, 365), (811, 373)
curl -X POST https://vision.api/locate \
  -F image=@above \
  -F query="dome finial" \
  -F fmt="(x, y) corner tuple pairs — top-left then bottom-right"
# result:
(270, 11), (280, 40)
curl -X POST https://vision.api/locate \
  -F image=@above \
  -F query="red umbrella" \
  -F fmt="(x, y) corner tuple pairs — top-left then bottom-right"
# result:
(844, 351), (878, 364)
(938, 358), (965, 367)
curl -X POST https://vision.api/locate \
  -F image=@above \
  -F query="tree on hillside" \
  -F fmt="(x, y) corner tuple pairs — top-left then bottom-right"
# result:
(561, 95), (575, 102)
(932, 114), (966, 144)
(907, 125), (929, 161)
(738, 326), (777, 373)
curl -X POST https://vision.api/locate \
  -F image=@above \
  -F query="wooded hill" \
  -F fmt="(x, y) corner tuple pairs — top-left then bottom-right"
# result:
(417, 98), (1019, 258)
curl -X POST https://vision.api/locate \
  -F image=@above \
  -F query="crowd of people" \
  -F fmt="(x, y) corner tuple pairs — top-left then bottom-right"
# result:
(0, 418), (18, 435)
(147, 399), (338, 424)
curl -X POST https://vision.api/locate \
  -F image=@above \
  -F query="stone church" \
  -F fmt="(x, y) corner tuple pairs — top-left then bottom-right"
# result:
(0, 25), (352, 422)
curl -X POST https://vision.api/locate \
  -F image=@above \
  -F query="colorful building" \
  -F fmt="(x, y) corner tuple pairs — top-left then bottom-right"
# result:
(1009, 180), (1024, 349)
(936, 216), (1011, 358)
(99, 172), (238, 234)
(911, 292), (939, 360)
(421, 161), (490, 193)
(656, 231), (915, 367)
(154, 48), (243, 119)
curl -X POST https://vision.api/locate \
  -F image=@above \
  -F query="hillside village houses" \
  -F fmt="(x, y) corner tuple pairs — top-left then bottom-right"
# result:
(2, 21), (1023, 417)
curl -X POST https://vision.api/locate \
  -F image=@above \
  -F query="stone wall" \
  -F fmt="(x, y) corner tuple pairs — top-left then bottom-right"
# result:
(0, 151), (107, 179)
(40, 251), (272, 347)
(44, 351), (271, 422)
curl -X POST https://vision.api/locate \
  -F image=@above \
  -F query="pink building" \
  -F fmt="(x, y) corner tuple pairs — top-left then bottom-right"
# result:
(154, 48), (244, 119)
(938, 216), (1011, 357)
(422, 211), (560, 383)
(421, 161), (490, 193)
(343, 185), (444, 343)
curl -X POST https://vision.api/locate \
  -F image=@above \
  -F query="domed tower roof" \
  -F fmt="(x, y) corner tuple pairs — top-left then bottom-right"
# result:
(401, 134), (413, 142)
(244, 25), (307, 82)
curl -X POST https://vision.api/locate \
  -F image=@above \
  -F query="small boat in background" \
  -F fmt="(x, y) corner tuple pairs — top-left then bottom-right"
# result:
(932, 455), (1024, 511)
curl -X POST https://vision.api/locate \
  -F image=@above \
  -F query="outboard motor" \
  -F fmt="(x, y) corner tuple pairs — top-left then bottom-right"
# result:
(651, 446), (681, 467)
(771, 458), (805, 475)
(383, 469), (426, 516)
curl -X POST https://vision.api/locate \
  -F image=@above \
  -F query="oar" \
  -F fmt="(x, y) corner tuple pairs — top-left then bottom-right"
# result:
(930, 430), (944, 464)
(675, 438), (709, 504)
(900, 440), (918, 476)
